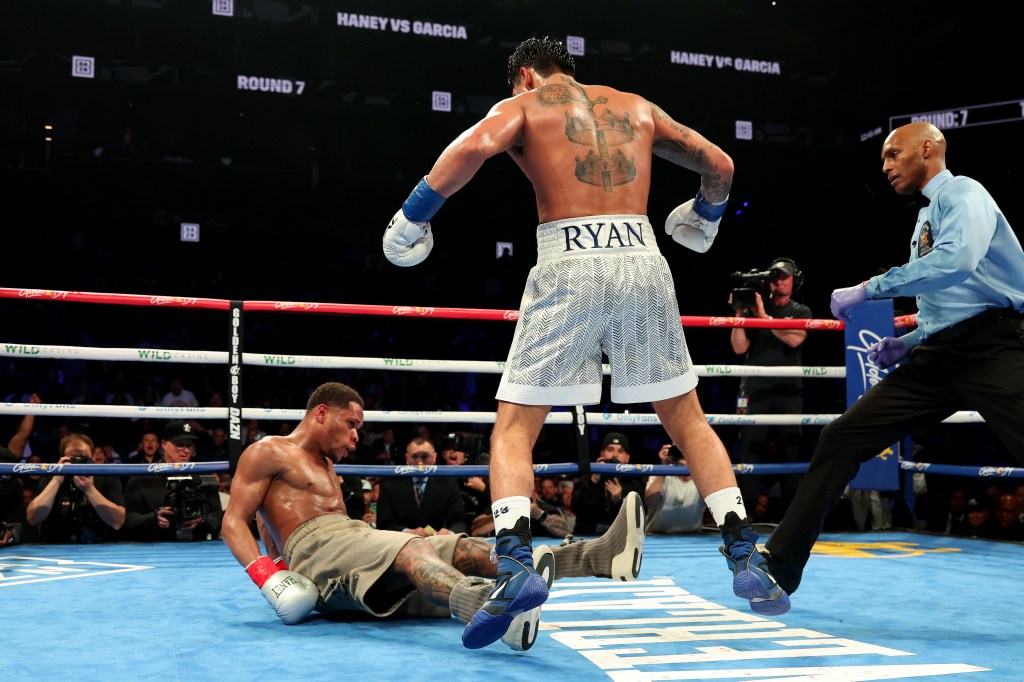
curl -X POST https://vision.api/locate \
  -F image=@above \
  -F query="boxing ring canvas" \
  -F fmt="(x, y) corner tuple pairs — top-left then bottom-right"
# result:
(3, 530), (1016, 681)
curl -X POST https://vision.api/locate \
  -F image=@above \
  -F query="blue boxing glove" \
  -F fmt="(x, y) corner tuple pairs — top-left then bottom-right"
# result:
(830, 282), (868, 321)
(383, 177), (446, 267)
(867, 336), (909, 369)
(665, 190), (728, 253)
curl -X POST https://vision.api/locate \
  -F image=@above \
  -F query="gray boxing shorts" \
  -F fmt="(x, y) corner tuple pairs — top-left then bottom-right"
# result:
(497, 214), (698, 406)
(283, 513), (463, 618)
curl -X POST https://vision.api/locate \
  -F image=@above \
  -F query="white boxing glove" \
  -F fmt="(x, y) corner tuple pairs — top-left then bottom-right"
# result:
(383, 209), (434, 267)
(245, 555), (318, 625)
(664, 190), (729, 253)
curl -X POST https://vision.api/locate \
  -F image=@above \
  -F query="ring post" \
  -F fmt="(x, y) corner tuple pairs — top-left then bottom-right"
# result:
(228, 300), (245, 474)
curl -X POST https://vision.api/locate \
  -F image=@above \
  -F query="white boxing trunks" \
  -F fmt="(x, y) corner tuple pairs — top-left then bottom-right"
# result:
(496, 214), (698, 406)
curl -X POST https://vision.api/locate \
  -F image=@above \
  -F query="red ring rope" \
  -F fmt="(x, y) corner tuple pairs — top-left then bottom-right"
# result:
(0, 287), (916, 330)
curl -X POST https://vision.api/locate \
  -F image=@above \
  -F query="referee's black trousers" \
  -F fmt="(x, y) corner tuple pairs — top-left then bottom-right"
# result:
(765, 315), (1024, 592)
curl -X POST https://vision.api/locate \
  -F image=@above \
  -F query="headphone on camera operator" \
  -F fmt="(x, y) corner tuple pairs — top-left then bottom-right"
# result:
(729, 257), (803, 317)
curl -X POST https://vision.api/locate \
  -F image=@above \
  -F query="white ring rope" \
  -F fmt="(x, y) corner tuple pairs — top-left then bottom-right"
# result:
(0, 402), (986, 425)
(0, 342), (845, 377)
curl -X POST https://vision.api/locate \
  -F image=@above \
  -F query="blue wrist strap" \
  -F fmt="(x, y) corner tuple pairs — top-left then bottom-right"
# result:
(402, 177), (446, 222)
(693, 190), (728, 222)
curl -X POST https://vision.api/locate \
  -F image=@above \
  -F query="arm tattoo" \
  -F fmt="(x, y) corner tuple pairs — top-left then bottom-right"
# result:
(653, 138), (704, 169)
(652, 107), (731, 200)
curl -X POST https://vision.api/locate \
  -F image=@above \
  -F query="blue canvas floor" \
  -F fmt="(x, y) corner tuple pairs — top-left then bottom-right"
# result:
(3, 531), (1018, 681)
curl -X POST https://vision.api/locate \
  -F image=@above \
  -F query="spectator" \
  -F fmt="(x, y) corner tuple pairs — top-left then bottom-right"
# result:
(327, 421), (367, 521)
(196, 426), (229, 463)
(370, 426), (398, 465)
(127, 430), (161, 465)
(160, 378), (200, 408)
(527, 487), (570, 539)
(934, 488), (970, 536)
(963, 498), (993, 538)
(6, 397), (43, 497)
(361, 479), (378, 528)
(440, 437), (491, 535)
(988, 493), (1024, 541)
(6, 393), (41, 460)
(0, 446), (26, 547)
(557, 480), (577, 534)
(376, 436), (466, 536)
(537, 477), (560, 507)
(16, 454), (45, 498)
(573, 432), (646, 536)
(750, 493), (773, 524)
(644, 444), (707, 534)
(528, 477), (570, 539)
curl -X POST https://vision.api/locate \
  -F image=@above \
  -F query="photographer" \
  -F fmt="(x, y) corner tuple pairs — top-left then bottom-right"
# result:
(122, 421), (223, 542)
(572, 432), (646, 536)
(25, 433), (126, 543)
(644, 444), (707, 534)
(729, 257), (812, 519)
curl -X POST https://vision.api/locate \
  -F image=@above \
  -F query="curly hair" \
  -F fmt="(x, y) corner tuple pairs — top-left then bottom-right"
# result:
(306, 382), (364, 412)
(506, 35), (576, 89)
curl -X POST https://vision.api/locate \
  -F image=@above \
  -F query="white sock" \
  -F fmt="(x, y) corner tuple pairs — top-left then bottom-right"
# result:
(704, 487), (747, 526)
(491, 496), (531, 533)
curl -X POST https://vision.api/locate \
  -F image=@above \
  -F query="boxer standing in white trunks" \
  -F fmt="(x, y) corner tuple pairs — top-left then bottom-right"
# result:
(383, 36), (791, 649)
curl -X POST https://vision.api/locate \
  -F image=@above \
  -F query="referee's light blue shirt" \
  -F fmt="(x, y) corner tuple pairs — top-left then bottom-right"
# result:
(867, 169), (1024, 347)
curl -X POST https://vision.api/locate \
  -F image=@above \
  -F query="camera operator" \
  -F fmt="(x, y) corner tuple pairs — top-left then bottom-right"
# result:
(728, 257), (812, 519)
(122, 421), (223, 542)
(572, 432), (646, 536)
(25, 433), (126, 543)
(644, 444), (707, 534)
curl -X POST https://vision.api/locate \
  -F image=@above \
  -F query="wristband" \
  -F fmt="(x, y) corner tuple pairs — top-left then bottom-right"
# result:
(273, 556), (288, 571)
(244, 555), (278, 589)
(537, 511), (549, 523)
(402, 177), (446, 222)
(693, 190), (729, 222)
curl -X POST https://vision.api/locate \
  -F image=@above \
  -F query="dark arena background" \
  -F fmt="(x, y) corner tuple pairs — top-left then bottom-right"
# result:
(1, 1), (1023, 680)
